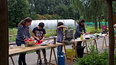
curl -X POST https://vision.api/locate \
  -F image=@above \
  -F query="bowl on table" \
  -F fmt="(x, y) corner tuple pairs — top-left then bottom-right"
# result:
(25, 41), (35, 47)
(24, 39), (35, 47)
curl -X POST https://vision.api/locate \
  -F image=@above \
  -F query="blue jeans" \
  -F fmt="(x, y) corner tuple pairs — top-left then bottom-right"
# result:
(57, 41), (63, 54)
(16, 39), (25, 46)
(16, 39), (26, 65)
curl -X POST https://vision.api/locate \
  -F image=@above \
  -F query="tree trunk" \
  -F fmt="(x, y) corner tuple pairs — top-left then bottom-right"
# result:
(0, 0), (8, 65)
(106, 0), (115, 65)
(98, 17), (101, 29)
(95, 18), (97, 30)
(105, 17), (107, 28)
(94, 1), (97, 30)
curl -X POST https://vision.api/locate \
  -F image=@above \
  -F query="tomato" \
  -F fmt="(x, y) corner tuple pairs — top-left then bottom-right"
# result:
(24, 39), (28, 41)
(39, 40), (43, 43)
(29, 39), (33, 41)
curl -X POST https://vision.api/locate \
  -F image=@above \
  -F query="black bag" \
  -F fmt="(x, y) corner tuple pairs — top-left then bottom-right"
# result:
(76, 46), (85, 58)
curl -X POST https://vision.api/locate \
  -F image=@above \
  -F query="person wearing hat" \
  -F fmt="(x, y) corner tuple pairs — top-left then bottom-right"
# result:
(74, 19), (87, 39)
(32, 22), (47, 65)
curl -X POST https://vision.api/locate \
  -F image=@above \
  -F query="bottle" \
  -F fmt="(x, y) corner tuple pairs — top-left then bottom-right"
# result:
(82, 34), (85, 40)
(81, 34), (83, 40)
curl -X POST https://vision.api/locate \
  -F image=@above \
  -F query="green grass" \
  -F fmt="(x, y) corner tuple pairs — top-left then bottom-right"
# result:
(66, 49), (76, 57)
(45, 29), (56, 37)
(86, 26), (102, 33)
(9, 28), (17, 42)
(9, 28), (17, 35)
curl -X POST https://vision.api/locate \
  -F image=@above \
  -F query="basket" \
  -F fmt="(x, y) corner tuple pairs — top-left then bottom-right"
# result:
(25, 41), (35, 47)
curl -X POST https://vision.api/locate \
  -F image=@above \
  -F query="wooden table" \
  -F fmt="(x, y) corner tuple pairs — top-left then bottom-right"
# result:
(9, 43), (65, 65)
(99, 34), (108, 49)
(70, 38), (88, 65)
(102, 36), (108, 49)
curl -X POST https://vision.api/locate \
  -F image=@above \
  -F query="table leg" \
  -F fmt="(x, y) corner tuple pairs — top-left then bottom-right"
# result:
(102, 37), (105, 49)
(49, 48), (53, 65)
(63, 43), (67, 62)
(104, 37), (107, 48)
(74, 42), (77, 58)
(71, 44), (74, 65)
(84, 41), (88, 54)
(95, 40), (98, 50)
(10, 56), (15, 65)
(37, 57), (38, 65)
(53, 48), (58, 65)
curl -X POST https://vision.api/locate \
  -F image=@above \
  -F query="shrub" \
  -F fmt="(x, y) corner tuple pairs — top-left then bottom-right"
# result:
(76, 39), (109, 65)
(76, 49), (108, 65)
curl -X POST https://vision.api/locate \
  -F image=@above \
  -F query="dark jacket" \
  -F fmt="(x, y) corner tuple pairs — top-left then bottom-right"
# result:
(74, 24), (86, 39)
(16, 25), (31, 41)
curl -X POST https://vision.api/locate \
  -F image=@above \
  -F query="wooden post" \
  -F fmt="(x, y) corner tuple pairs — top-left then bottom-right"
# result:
(0, 0), (8, 65)
(106, 0), (115, 65)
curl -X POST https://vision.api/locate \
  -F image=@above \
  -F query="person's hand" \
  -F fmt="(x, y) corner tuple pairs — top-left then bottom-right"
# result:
(66, 27), (68, 30)
(36, 37), (40, 41)
(81, 32), (84, 35)
(30, 36), (34, 40)
(85, 33), (88, 35)
(41, 39), (43, 41)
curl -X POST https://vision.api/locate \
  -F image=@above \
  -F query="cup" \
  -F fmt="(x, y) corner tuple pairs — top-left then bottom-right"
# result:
(21, 44), (25, 48)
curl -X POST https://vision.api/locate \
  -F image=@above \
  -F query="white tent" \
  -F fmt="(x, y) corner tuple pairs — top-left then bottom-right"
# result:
(30, 19), (75, 30)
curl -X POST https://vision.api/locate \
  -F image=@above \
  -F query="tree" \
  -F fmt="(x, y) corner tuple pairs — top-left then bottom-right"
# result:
(112, 2), (116, 14)
(28, 0), (79, 20)
(71, 0), (107, 30)
(8, 0), (30, 27)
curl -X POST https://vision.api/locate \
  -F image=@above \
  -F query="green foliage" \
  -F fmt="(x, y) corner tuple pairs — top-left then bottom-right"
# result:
(76, 50), (108, 65)
(76, 40), (109, 65)
(9, 28), (17, 42)
(44, 14), (62, 19)
(8, 0), (30, 28)
(76, 48), (116, 65)
(45, 29), (56, 37)
(29, 14), (38, 20)
(66, 49), (76, 57)
(71, 0), (108, 30)
(37, 14), (47, 20)
(113, 2), (116, 14)
(28, 0), (80, 20)
(37, 14), (62, 20)
(86, 26), (102, 33)
(71, 0), (107, 21)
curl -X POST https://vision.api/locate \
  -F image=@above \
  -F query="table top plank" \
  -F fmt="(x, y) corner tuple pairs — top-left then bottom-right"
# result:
(9, 43), (63, 56)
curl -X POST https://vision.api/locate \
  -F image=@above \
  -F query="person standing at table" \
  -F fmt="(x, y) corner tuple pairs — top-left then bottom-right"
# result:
(16, 17), (33, 65)
(32, 22), (47, 65)
(74, 19), (87, 39)
(56, 22), (68, 53)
